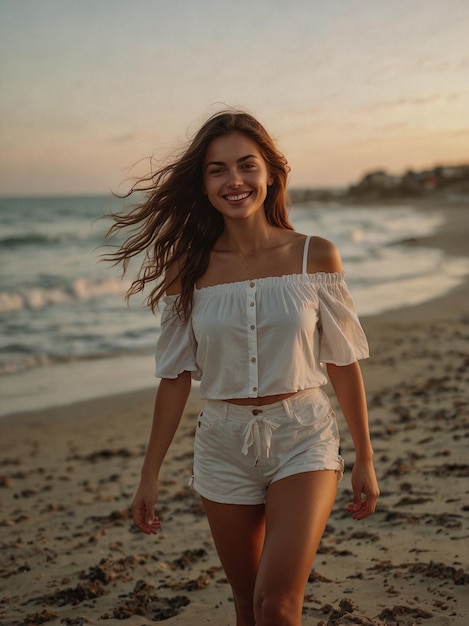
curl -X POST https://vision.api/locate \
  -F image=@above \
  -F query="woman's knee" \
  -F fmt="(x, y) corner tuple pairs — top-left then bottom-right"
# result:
(254, 589), (302, 626)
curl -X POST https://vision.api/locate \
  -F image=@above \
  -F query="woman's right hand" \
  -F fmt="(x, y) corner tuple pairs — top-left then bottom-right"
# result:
(131, 477), (162, 535)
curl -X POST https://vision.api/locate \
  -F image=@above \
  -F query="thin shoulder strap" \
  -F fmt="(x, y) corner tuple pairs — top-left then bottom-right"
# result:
(302, 235), (311, 274)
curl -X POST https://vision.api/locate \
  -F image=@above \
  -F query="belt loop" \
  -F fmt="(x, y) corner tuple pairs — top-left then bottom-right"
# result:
(282, 396), (293, 420)
(222, 400), (230, 422)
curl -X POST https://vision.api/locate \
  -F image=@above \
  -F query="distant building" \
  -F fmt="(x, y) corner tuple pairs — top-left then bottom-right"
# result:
(347, 163), (469, 199)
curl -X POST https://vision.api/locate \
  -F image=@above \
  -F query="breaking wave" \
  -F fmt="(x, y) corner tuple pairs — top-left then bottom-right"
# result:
(0, 277), (130, 314)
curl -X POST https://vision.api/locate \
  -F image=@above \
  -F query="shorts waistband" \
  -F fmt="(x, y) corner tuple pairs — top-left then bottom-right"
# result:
(206, 387), (323, 419)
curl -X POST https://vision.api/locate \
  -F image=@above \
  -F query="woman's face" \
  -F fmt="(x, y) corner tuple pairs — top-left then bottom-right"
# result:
(202, 132), (273, 222)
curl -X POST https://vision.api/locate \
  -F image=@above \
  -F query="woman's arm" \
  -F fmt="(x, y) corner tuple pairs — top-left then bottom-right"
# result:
(327, 361), (380, 520)
(131, 371), (192, 534)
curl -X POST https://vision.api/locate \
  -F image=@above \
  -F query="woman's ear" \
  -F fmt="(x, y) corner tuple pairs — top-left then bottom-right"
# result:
(267, 173), (274, 186)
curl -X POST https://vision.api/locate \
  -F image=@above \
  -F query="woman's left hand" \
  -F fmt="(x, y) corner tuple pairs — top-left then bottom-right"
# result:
(347, 459), (380, 520)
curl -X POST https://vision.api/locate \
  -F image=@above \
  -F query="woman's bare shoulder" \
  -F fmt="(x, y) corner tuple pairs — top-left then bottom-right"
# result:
(307, 236), (343, 273)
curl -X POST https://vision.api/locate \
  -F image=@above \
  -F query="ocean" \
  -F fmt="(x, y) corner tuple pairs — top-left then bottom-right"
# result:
(1, 195), (468, 417)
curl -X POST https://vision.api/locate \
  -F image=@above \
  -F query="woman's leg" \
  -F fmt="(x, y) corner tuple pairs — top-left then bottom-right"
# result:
(201, 498), (266, 626)
(254, 470), (339, 626)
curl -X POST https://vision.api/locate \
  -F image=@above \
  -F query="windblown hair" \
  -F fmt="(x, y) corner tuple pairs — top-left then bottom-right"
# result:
(105, 109), (293, 320)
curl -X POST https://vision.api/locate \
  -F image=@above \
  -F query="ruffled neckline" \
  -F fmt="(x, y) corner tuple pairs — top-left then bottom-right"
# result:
(193, 272), (345, 295)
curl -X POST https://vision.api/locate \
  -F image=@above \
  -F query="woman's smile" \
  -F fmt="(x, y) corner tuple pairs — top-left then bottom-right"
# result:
(223, 191), (252, 203)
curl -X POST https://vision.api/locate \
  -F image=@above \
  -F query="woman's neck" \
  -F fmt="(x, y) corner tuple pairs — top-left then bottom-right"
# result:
(217, 217), (279, 257)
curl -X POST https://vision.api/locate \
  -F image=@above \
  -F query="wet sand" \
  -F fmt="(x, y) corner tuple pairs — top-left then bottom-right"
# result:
(1, 199), (468, 625)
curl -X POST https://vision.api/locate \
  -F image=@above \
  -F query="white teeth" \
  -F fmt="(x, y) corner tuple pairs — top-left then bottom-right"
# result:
(226, 192), (250, 201)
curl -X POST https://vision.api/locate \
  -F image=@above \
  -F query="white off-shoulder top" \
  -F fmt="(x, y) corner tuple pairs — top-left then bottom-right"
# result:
(155, 236), (369, 399)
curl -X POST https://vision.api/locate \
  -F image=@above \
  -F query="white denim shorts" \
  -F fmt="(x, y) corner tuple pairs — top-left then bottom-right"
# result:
(191, 388), (344, 505)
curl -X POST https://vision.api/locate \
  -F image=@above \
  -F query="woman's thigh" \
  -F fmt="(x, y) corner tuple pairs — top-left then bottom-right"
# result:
(201, 498), (266, 599)
(255, 470), (338, 605)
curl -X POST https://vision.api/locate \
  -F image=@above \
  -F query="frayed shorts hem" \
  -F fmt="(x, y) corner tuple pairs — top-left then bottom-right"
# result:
(192, 463), (343, 505)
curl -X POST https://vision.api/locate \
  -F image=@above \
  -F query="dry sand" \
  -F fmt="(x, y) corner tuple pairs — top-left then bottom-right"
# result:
(1, 200), (468, 626)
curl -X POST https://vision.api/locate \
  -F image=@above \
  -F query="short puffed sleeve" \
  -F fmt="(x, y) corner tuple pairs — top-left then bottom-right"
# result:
(317, 274), (369, 365)
(154, 295), (201, 380)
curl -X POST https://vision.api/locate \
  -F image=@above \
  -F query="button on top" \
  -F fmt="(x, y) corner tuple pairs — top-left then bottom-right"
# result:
(246, 282), (258, 398)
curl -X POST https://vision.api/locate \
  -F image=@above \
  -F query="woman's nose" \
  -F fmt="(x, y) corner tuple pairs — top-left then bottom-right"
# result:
(227, 168), (243, 187)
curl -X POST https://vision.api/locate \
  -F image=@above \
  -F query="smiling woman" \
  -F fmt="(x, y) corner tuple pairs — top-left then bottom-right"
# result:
(105, 111), (293, 321)
(105, 109), (379, 626)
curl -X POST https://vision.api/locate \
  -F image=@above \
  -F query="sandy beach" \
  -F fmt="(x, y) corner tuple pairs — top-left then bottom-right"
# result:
(1, 199), (468, 626)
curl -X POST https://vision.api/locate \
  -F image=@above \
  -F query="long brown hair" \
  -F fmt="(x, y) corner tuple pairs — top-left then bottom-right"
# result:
(105, 110), (293, 320)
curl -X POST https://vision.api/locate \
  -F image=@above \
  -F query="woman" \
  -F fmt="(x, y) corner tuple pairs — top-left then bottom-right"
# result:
(107, 110), (379, 626)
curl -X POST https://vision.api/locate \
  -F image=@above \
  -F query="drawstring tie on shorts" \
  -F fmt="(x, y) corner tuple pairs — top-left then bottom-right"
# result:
(241, 409), (280, 461)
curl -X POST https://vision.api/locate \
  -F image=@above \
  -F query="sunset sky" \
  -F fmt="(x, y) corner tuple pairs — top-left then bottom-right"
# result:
(1, 0), (468, 196)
